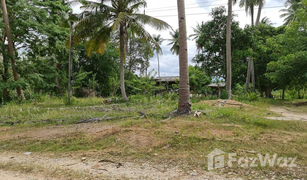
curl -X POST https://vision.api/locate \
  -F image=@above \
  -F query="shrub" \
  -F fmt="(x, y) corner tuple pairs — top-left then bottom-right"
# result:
(63, 94), (78, 105)
(247, 92), (259, 101)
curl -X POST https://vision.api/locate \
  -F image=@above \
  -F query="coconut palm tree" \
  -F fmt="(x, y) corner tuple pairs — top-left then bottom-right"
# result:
(280, 0), (302, 26)
(226, 0), (232, 99)
(177, 0), (191, 114)
(167, 29), (180, 55)
(260, 16), (273, 25)
(255, 0), (266, 26)
(189, 22), (205, 52)
(72, 0), (170, 101)
(234, 0), (256, 26)
(152, 34), (163, 78)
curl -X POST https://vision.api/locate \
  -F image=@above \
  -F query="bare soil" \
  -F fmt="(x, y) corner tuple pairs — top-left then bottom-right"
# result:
(0, 151), (239, 180)
(200, 99), (250, 108)
(267, 107), (307, 121)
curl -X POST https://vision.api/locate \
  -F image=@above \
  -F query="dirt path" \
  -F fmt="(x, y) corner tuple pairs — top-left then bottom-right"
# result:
(267, 107), (307, 121)
(0, 152), (241, 180)
(0, 169), (52, 180)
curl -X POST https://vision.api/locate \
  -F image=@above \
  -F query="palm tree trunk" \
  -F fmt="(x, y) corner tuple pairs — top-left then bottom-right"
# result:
(250, 58), (255, 92)
(68, 20), (73, 104)
(255, 0), (263, 26)
(54, 63), (63, 96)
(177, 0), (191, 114)
(157, 54), (160, 78)
(120, 24), (129, 101)
(226, 0), (232, 99)
(251, 5), (255, 26)
(1, 0), (24, 100)
(1, 46), (9, 102)
(245, 58), (251, 93)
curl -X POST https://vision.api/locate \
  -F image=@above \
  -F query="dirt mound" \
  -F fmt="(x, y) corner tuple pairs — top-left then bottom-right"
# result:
(199, 99), (249, 108)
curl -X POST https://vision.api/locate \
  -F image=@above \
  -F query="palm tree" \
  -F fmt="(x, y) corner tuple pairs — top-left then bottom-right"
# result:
(177, 0), (191, 114)
(167, 29), (180, 55)
(234, 0), (256, 26)
(260, 16), (273, 25)
(255, 0), (266, 26)
(73, 0), (170, 101)
(152, 34), (163, 78)
(234, 0), (258, 93)
(280, 0), (302, 26)
(226, 0), (232, 99)
(190, 22), (205, 52)
(0, 0), (25, 100)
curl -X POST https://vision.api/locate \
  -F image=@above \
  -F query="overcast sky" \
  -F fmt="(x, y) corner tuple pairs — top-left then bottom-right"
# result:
(74, 0), (287, 77)
(142, 0), (287, 77)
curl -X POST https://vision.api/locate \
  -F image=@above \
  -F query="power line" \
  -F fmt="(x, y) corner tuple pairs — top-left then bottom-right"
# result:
(145, 0), (227, 11)
(148, 6), (284, 18)
(146, 3), (230, 13)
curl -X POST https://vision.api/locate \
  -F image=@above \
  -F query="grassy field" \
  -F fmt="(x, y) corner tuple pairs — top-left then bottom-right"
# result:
(0, 95), (306, 179)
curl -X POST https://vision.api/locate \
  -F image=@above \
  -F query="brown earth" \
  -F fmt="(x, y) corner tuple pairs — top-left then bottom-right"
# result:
(199, 99), (250, 108)
(267, 107), (307, 121)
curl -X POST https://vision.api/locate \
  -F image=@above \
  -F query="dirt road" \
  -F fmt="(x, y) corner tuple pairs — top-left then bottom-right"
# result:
(0, 152), (240, 180)
(267, 107), (307, 121)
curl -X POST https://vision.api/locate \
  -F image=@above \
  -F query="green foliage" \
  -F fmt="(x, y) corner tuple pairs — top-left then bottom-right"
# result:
(167, 29), (179, 55)
(192, 7), (246, 81)
(63, 94), (78, 105)
(189, 65), (211, 94)
(220, 90), (228, 99)
(125, 70), (162, 96)
(74, 43), (120, 97)
(247, 92), (259, 101)
(127, 35), (153, 75)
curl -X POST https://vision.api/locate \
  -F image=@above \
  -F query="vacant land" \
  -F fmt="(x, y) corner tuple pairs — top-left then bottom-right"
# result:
(0, 96), (306, 179)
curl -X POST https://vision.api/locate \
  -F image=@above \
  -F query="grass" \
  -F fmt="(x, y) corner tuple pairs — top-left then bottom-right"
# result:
(0, 95), (307, 179)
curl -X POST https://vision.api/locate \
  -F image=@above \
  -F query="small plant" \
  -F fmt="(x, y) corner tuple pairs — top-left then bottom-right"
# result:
(247, 92), (259, 101)
(63, 94), (78, 105)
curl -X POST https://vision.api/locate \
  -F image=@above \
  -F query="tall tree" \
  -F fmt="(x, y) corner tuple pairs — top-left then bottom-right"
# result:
(255, 0), (266, 26)
(73, 0), (170, 101)
(0, 0), (24, 100)
(177, 0), (191, 114)
(152, 34), (163, 77)
(234, 0), (256, 26)
(192, 7), (242, 81)
(234, 0), (257, 92)
(226, 0), (232, 99)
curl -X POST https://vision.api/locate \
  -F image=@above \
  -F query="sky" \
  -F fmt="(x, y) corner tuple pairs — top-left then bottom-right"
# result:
(73, 0), (287, 77)
(143, 0), (286, 77)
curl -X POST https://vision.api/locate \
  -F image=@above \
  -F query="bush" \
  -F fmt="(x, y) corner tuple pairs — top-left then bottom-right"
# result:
(220, 90), (228, 99)
(63, 94), (78, 105)
(247, 92), (259, 101)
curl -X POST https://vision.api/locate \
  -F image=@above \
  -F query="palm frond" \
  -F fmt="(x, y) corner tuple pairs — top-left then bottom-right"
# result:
(133, 13), (171, 31)
(111, 12), (130, 31)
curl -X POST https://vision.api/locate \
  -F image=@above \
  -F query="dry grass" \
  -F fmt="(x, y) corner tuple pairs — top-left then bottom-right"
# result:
(0, 96), (307, 179)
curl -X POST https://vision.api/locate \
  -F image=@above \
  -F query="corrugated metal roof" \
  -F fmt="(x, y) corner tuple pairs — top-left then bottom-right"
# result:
(154, 76), (180, 82)
(208, 83), (226, 87)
